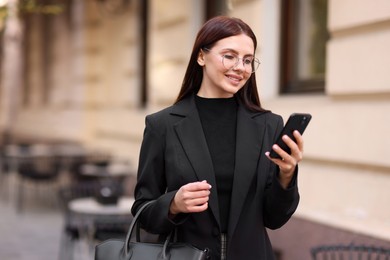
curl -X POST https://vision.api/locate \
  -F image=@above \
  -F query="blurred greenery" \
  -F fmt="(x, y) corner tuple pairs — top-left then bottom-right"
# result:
(0, 0), (64, 20)
(20, 0), (64, 14)
(310, 0), (329, 77)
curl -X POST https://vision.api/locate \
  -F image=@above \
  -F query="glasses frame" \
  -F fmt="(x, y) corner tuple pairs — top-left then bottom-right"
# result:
(203, 48), (260, 74)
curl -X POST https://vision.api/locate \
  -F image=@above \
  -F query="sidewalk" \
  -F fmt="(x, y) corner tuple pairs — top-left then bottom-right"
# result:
(0, 192), (90, 260)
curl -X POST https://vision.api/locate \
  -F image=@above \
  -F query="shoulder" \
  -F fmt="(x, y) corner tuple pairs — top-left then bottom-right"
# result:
(251, 110), (283, 125)
(250, 111), (284, 139)
(266, 112), (283, 126)
(146, 106), (174, 121)
(144, 105), (176, 130)
(146, 96), (193, 124)
(144, 99), (189, 130)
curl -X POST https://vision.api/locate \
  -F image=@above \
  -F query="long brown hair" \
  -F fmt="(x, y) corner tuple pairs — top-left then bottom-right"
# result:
(175, 16), (266, 112)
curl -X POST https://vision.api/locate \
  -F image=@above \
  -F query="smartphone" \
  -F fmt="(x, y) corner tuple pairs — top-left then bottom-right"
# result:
(269, 113), (312, 159)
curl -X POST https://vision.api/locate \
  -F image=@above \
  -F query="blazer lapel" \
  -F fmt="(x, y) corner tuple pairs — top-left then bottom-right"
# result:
(171, 96), (221, 227)
(228, 105), (267, 237)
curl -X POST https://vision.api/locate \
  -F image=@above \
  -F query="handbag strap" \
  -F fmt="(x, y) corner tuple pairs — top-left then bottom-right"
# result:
(125, 201), (208, 259)
(124, 200), (154, 255)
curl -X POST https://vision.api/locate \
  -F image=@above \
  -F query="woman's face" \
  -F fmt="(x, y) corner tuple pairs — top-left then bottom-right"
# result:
(197, 34), (255, 98)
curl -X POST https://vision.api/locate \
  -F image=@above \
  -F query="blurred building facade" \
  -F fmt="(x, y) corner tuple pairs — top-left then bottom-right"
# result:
(0, 0), (390, 258)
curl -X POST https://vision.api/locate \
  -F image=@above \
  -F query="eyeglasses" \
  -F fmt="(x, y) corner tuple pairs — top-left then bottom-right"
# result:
(203, 48), (260, 74)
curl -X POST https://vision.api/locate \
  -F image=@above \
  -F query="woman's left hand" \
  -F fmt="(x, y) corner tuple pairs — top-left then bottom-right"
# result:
(265, 130), (304, 189)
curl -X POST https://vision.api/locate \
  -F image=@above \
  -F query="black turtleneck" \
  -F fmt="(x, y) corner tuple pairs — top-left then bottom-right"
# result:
(195, 95), (237, 233)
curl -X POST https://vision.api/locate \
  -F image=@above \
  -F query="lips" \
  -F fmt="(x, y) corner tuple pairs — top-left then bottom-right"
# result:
(226, 74), (243, 85)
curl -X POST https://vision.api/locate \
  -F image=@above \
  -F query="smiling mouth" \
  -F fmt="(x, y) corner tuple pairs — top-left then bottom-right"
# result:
(226, 75), (242, 84)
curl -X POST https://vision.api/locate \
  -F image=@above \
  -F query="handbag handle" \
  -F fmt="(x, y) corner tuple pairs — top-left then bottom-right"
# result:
(125, 200), (208, 259)
(124, 200), (154, 255)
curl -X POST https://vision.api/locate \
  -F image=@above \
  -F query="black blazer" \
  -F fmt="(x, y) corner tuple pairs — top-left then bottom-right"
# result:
(131, 94), (300, 260)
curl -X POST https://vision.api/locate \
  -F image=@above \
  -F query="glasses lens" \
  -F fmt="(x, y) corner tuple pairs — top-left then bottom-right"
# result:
(251, 59), (260, 73)
(222, 55), (260, 73)
(221, 55), (237, 71)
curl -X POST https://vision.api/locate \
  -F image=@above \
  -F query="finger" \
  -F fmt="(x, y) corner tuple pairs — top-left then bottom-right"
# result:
(265, 150), (295, 171)
(179, 192), (209, 211)
(189, 196), (209, 206)
(183, 181), (212, 192)
(192, 189), (211, 198)
(282, 132), (303, 156)
(182, 190), (211, 201)
(285, 132), (303, 162)
(265, 152), (287, 171)
(188, 202), (208, 213)
(293, 130), (304, 152)
(281, 135), (297, 150)
(271, 143), (290, 161)
(265, 151), (297, 177)
(281, 135), (303, 160)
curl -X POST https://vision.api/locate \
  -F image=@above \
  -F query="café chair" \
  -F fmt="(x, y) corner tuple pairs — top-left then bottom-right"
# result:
(0, 146), (11, 200)
(311, 243), (390, 260)
(16, 153), (61, 213)
(92, 214), (133, 242)
(68, 151), (112, 182)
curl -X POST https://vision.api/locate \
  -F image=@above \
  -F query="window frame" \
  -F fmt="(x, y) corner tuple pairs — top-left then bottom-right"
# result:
(279, 0), (328, 94)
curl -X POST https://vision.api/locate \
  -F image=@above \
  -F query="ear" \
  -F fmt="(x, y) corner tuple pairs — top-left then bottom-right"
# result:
(197, 50), (205, 66)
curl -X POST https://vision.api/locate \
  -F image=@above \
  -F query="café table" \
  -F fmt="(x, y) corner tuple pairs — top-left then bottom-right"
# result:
(68, 196), (135, 257)
(68, 196), (134, 215)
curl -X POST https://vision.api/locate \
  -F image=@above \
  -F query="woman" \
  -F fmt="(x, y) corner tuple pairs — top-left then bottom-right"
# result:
(131, 16), (303, 260)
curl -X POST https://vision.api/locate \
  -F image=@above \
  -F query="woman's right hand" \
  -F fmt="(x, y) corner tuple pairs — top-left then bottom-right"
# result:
(169, 180), (211, 215)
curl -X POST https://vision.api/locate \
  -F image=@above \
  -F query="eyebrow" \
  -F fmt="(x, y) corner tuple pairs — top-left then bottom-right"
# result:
(220, 48), (255, 57)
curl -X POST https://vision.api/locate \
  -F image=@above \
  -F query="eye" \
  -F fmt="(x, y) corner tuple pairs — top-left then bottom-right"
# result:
(243, 58), (253, 65)
(223, 54), (236, 60)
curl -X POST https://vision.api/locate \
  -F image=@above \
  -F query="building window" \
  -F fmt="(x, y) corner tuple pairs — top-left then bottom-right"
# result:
(205, 0), (227, 19)
(280, 0), (329, 94)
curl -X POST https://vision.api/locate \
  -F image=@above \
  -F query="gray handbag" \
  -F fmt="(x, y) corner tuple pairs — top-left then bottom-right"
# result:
(95, 201), (209, 260)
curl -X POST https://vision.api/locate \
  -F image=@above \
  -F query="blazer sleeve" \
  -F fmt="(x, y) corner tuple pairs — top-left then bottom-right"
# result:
(263, 115), (300, 230)
(131, 114), (180, 235)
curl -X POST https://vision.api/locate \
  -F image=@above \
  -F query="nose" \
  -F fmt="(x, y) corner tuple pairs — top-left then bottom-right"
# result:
(232, 58), (246, 72)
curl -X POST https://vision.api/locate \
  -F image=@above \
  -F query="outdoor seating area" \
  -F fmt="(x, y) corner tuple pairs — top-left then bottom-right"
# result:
(58, 180), (135, 259)
(0, 139), (136, 260)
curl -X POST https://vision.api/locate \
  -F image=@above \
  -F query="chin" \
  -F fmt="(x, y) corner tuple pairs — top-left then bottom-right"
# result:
(225, 86), (243, 95)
